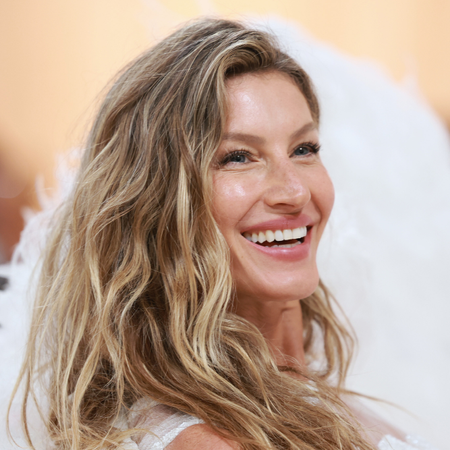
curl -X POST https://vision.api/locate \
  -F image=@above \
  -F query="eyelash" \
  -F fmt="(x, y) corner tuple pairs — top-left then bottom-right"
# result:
(220, 150), (250, 166)
(219, 142), (321, 166)
(294, 142), (321, 156)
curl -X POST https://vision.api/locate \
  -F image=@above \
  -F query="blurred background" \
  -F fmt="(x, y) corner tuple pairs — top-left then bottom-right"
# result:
(0, 0), (449, 262)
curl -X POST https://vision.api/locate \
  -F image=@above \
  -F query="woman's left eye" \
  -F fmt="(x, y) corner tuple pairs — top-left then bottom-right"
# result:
(292, 142), (321, 157)
(219, 150), (251, 166)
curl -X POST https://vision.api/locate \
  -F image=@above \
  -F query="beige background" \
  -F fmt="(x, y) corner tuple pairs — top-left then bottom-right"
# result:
(0, 0), (449, 258)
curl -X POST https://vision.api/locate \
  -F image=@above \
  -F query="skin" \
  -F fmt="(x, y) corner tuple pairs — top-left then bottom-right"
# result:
(167, 424), (239, 450)
(212, 70), (334, 367)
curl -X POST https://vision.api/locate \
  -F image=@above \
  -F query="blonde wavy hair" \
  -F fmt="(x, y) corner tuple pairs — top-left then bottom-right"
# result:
(12, 18), (375, 450)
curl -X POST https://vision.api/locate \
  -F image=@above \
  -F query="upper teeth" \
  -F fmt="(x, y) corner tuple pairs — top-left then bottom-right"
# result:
(243, 227), (307, 244)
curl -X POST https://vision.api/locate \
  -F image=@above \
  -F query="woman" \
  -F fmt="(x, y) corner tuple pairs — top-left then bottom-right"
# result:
(12, 18), (431, 450)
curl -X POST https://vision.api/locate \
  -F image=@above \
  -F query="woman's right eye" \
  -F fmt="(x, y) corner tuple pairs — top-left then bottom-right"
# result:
(220, 150), (250, 166)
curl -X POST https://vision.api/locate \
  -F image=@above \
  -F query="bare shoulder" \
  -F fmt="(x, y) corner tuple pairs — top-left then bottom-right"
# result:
(166, 424), (239, 450)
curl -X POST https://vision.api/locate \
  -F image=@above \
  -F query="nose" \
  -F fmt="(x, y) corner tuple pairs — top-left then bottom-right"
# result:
(263, 159), (310, 212)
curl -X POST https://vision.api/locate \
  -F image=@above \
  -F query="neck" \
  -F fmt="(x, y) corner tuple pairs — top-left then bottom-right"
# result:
(235, 297), (305, 369)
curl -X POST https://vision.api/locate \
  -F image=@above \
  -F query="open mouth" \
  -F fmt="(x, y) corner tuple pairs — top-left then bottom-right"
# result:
(242, 226), (309, 248)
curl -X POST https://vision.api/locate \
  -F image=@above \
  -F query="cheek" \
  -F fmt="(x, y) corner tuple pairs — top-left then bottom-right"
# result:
(215, 177), (247, 202)
(315, 171), (335, 228)
(212, 174), (254, 232)
(323, 175), (335, 213)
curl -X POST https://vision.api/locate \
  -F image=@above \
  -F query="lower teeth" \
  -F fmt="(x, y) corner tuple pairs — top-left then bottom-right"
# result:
(271, 241), (301, 248)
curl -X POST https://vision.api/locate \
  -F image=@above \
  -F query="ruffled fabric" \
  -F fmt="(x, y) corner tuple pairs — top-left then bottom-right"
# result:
(378, 434), (439, 450)
(125, 398), (204, 449)
(122, 399), (439, 450)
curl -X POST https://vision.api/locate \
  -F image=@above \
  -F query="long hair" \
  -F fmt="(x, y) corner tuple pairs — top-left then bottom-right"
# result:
(13, 18), (374, 449)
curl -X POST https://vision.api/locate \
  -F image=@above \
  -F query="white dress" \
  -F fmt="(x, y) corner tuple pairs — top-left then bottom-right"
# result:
(119, 398), (439, 450)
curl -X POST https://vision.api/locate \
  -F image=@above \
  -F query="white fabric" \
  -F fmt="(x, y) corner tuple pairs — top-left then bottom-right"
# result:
(120, 399), (439, 450)
(378, 434), (439, 450)
(126, 398), (204, 449)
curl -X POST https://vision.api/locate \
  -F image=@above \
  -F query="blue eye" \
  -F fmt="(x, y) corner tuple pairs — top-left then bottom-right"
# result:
(229, 153), (247, 163)
(220, 150), (250, 165)
(293, 142), (321, 157)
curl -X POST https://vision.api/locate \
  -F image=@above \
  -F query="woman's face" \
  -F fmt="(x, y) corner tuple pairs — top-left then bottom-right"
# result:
(212, 71), (334, 307)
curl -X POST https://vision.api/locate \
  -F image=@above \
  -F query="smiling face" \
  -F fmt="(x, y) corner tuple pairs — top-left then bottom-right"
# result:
(211, 71), (334, 309)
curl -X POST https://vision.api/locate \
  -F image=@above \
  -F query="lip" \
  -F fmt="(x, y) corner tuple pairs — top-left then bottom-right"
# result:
(241, 224), (313, 262)
(240, 214), (313, 234)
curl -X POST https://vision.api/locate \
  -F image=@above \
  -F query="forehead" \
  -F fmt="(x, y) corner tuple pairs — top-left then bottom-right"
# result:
(225, 70), (301, 100)
(224, 71), (314, 136)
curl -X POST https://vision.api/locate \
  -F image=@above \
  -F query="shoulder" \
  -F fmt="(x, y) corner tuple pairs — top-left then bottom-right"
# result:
(166, 424), (239, 450)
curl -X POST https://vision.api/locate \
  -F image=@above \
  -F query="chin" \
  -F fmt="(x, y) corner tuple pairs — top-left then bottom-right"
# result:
(237, 270), (320, 304)
(277, 267), (320, 300)
(279, 278), (319, 302)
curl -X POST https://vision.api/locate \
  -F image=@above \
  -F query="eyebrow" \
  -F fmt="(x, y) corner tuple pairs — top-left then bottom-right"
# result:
(221, 122), (317, 145)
